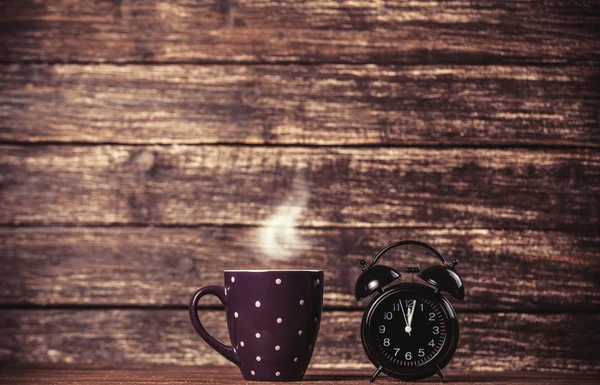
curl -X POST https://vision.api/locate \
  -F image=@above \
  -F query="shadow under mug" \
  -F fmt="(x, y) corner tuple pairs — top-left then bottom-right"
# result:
(189, 270), (324, 381)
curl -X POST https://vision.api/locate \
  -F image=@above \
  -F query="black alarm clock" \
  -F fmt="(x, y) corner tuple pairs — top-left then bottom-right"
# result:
(355, 240), (465, 383)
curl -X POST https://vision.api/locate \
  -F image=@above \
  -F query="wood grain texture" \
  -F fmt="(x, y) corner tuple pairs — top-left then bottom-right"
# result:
(0, 1), (598, 64)
(1, 227), (598, 310)
(0, 145), (598, 228)
(1, 64), (599, 146)
(0, 310), (597, 372)
(0, 367), (598, 385)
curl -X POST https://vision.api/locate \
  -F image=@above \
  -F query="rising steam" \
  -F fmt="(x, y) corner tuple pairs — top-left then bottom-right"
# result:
(258, 172), (311, 260)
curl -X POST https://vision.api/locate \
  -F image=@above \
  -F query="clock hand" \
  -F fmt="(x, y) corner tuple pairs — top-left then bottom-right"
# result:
(401, 301), (412, 336)
(399, 300), (409, 327)
(408, 300), (417, 328)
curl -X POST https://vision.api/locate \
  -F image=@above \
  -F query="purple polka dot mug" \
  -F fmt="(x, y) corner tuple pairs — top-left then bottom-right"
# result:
(189, 270), (324, 381)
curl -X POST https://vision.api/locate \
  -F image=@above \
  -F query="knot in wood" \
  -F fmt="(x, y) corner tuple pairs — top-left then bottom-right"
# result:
(178, 256), (196, 272)
(132, 150), (156, 173)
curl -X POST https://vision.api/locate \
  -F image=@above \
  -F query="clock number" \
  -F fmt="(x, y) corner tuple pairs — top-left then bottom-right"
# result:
(429, 312), (435, 321)
(393, 348), (400, 356)
(383, 338), (390, 347)
(418, 348), (425, 357)
(384, 312), (393, 320)
(420, 303), (424, 311)
(433, 326), (439, 334)
(405, 351), (412, 361)
(379, 325), (385, 334)
(429, 339), (435, 347)
(393, 303), (400, 311)
(404, 300), (415, 308)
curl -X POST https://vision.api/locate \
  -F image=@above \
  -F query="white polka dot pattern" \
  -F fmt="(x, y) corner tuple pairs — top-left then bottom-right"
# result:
(223, 271), (323, 381)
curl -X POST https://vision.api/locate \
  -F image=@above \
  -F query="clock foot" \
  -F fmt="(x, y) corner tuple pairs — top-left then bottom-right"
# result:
(369, 366), (383, 382)
(437, 366), (447, 383)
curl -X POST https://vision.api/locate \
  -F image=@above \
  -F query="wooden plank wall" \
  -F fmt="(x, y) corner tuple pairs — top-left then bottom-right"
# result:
(0, 0), (598, 374)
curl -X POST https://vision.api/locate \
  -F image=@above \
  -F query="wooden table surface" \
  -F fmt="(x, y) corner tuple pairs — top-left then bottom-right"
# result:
(0, 366), (596, 385)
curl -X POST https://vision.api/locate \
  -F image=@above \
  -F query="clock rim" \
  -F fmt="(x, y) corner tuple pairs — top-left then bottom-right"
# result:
(360, 283), (460, 381)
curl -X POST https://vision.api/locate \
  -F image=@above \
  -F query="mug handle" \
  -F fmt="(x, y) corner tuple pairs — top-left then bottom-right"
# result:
(189, 285), (240, 366)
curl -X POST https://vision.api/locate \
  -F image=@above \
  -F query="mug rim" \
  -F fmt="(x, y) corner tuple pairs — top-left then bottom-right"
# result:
(224, 269), (322, 272)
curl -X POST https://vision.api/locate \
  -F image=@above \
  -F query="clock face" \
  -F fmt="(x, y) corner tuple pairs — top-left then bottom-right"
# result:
(361, 284), (458, 380)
